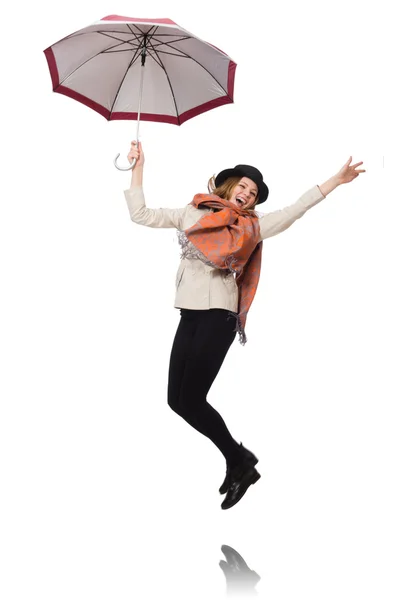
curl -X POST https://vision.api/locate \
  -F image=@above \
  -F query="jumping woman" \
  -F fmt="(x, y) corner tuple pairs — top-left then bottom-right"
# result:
(124, 141), (365, 510)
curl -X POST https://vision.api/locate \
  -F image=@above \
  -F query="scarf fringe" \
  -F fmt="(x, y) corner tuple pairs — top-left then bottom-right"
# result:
(227, 312), (247, 346)
(224, 254), (239, 276)
(177, 230), (217, 269)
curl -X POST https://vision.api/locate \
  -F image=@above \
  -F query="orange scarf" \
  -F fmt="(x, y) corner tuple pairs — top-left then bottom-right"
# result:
(177, 193), (263, 345)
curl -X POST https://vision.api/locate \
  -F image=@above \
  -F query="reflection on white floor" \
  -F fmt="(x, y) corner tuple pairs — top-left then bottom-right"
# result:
(220, 544), (261, 596)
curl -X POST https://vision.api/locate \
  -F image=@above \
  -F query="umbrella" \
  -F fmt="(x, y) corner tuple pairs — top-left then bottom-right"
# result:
(44, 15), (237, 170)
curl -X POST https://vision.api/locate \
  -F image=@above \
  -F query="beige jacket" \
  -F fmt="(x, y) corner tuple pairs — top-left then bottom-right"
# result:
(124, 185), (326, 313)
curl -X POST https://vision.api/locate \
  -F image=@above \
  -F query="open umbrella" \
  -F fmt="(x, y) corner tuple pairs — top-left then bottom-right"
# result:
(44, 15), (237, 170)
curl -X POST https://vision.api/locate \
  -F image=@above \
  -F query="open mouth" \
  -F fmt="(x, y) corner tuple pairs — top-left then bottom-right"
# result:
(236, 197), (246, 206)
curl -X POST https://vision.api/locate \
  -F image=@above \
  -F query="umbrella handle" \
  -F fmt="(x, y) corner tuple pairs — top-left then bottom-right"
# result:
(114, 153), (136, 171)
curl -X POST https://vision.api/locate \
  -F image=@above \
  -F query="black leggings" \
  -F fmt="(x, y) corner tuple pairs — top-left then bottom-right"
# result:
(167, 308), (242, 467)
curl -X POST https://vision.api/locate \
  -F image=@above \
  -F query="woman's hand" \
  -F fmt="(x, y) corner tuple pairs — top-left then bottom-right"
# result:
(128, 140), (144, 188)
(335, 156), (365, 185)
(319, 156), (366, 197)
(127, 140), (145, 168)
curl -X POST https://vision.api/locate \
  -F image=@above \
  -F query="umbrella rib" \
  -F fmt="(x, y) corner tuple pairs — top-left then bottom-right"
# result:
(109, 41), (144, 117)
(64, 28), (146, 39)
(100, 31), (141, 49)
(145, 33), (192, 37)
(145, 48), (164, 70)
(151, 49), (229, 98)
(128, 23), (156, 37)
(100, 48), (140, 53)
(114, 24), (143, 52)
(149, 36), (229, 97)
(149, 35), (191, 47)
(126, 23), (141, 40)
(56, 35), (142, 87)
(146, 38), (180, 123)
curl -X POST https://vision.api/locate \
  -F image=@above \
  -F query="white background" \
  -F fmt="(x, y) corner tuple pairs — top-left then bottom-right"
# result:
(1, 1), (396, 599)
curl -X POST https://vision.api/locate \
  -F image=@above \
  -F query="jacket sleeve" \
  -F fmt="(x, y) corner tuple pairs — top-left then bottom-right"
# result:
(258, 185), (326, 241)
(124, 186), (188, 229)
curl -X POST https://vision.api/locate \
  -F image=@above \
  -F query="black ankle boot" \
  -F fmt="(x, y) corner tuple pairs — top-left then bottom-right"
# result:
(219, 443), (259, 495)
(221, 461), (261, 510)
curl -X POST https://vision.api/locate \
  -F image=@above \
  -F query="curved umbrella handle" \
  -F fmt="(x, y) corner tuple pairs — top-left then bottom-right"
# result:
(114, 153), (136, 171)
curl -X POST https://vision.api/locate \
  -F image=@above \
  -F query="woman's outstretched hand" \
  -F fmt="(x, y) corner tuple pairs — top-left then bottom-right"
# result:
(319, 156), (366, 197)
(336, 156), (366, 185)
(127, 140), (145, 168)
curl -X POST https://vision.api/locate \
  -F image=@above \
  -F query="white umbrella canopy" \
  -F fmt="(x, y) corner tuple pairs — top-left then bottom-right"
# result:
(44, 15), (237, 169)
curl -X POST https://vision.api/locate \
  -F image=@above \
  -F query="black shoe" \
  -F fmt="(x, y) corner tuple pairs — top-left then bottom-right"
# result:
(219, 443), (258, 495)
(221, 462), (261, 510)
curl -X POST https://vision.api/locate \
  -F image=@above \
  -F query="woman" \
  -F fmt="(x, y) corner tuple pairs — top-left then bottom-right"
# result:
(124, 141), (365, 510)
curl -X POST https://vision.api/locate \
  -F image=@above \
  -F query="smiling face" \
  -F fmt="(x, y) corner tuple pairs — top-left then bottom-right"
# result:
(229, 177), (259, 210)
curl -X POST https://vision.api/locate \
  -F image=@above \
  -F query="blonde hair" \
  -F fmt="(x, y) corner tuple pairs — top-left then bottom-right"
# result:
(207, 175), (259, 212)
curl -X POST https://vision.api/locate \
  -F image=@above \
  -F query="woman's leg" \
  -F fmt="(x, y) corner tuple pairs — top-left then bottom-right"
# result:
(167, 309), (242, 468)
(167, 310), (202, 432)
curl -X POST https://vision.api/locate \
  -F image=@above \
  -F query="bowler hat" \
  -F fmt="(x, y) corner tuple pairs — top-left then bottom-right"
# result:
(214, 164), (269, 204)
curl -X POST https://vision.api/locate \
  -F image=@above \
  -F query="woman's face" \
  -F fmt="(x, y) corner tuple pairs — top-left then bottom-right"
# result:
(229, 177), (259, 210)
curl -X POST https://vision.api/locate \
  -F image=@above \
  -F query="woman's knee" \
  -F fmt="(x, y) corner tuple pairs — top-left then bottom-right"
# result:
(167, 392), (179, 412)
(167, 393), (189, 419)
(168, 392), (194, 420)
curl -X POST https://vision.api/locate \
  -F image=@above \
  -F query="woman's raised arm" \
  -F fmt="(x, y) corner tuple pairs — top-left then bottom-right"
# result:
(124, 141), (188, 230)
(258, 156), (365, 241)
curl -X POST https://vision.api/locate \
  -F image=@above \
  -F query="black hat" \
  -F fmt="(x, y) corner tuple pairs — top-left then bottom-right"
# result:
(214, 164), (269, 205)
